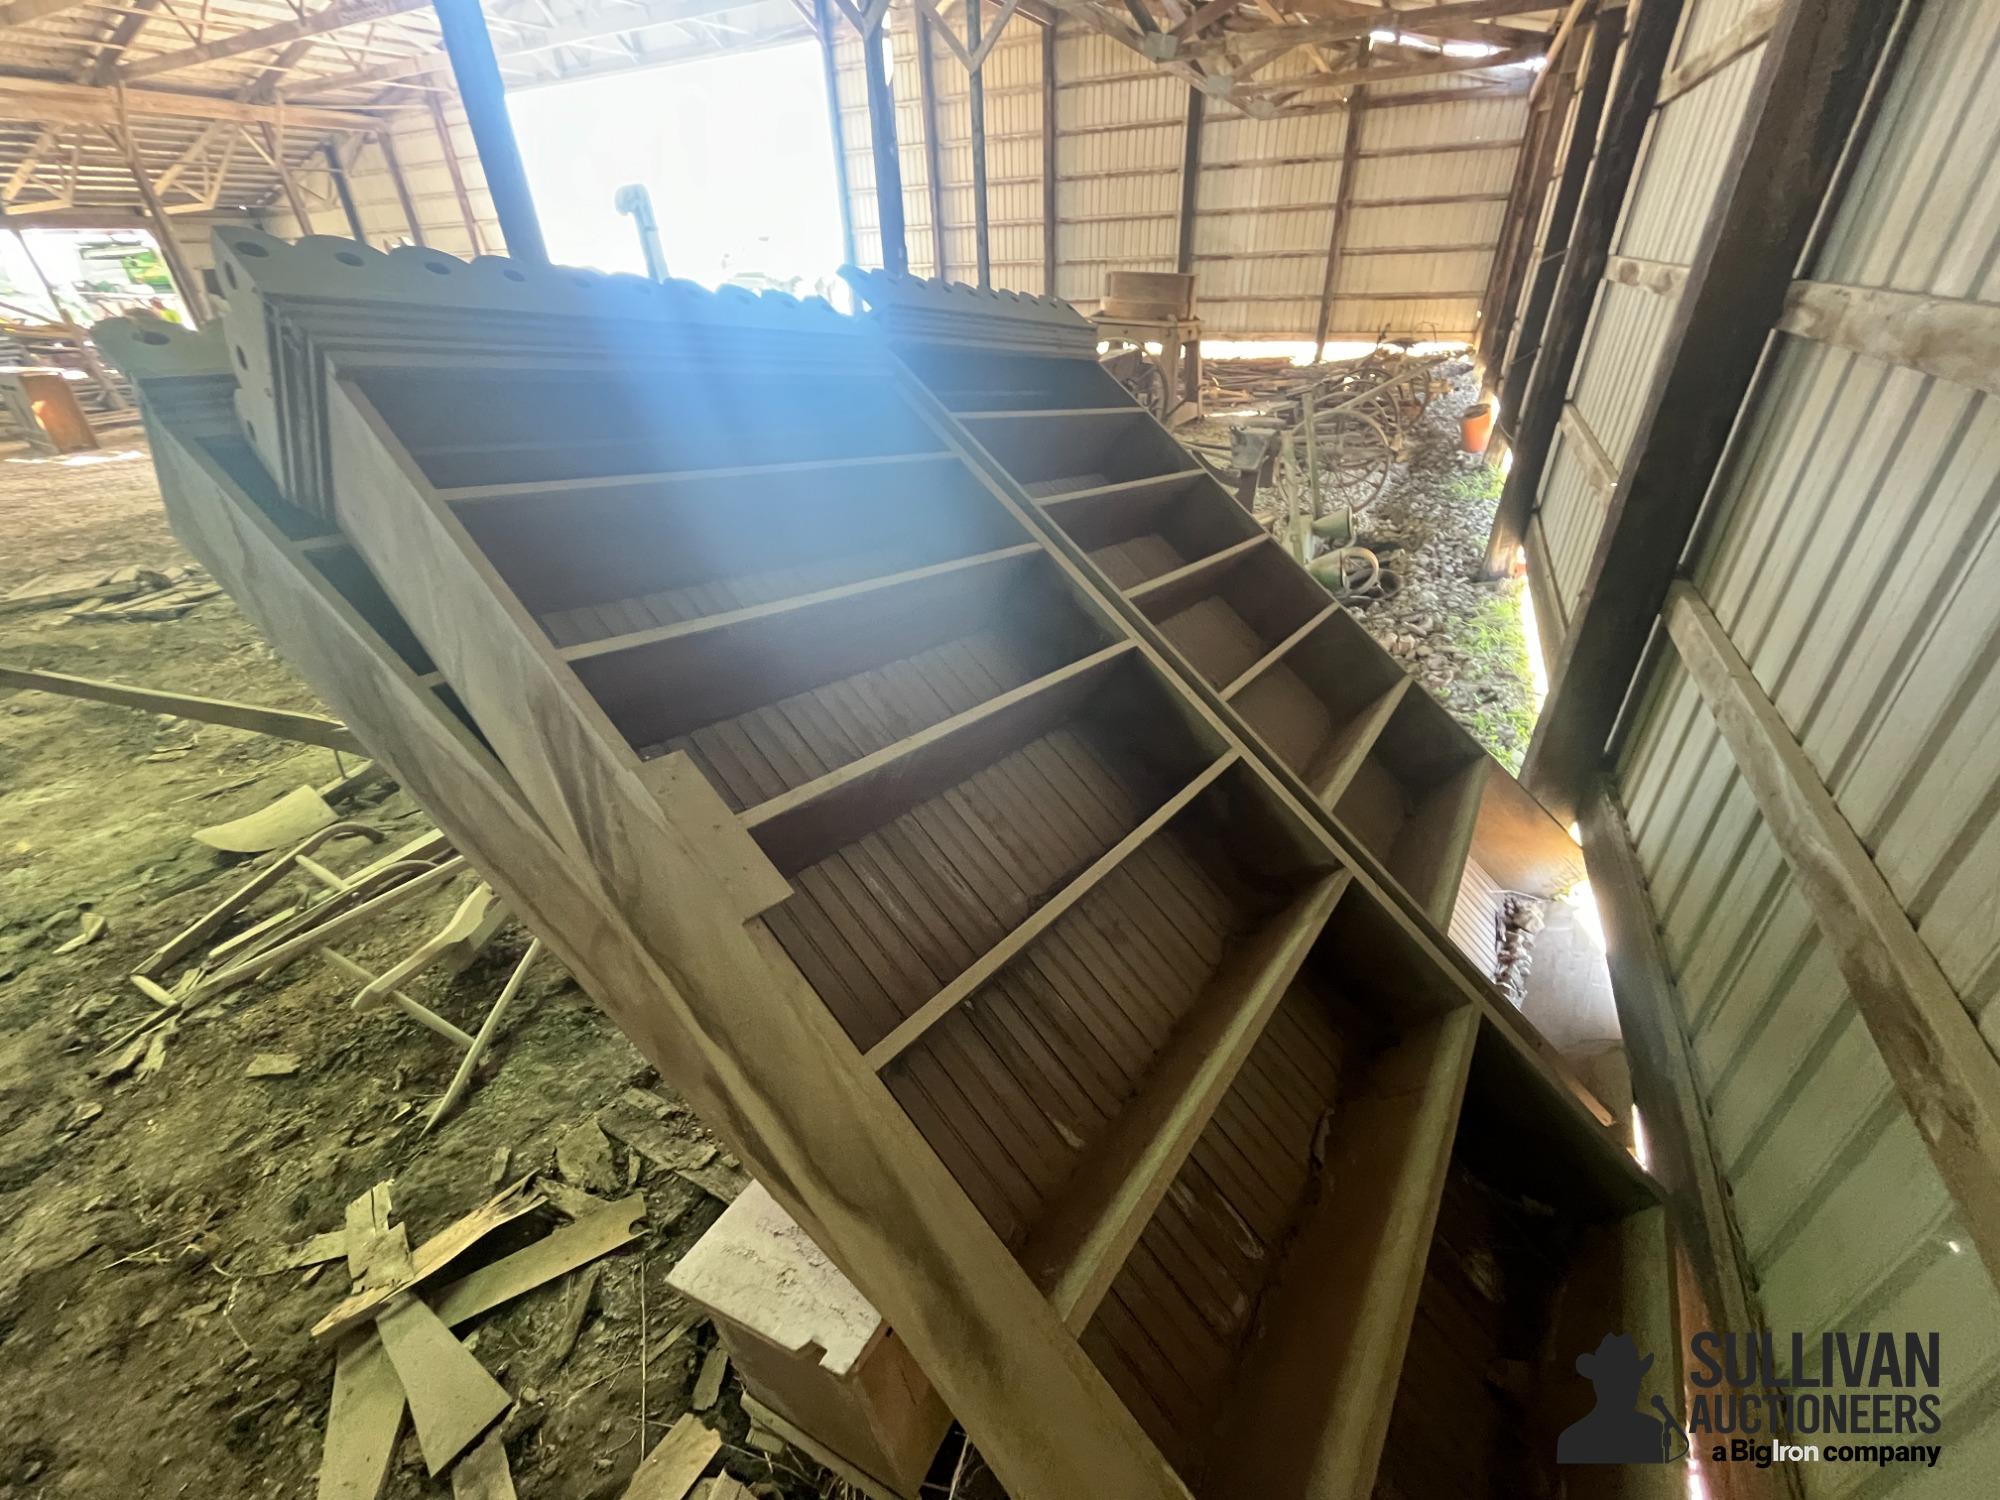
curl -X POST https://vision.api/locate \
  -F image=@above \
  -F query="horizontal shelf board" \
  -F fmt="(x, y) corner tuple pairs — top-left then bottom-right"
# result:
(557, 543), (1044, 665)
(1221, 600), (1343, 701)
(1035, 470), (1208, 514)
(434, 448), (957, 506)
(1125, 534), (1272, 615)
(958, 406), (1139, 422)
(862, 751), (1242, 1071)
(740, 640), (1139, 875)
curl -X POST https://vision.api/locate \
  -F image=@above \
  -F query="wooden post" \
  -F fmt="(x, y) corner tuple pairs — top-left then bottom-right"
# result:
(916, 7), (949, 277)
(262, 124), (316, 233)
(432, 0), (547, 263)
(1496, 6), (1622, 414)
(1522, 0), (1909, 818)
(1042, 17), (1058, 296)
(322, 140), (368, 242)
(1312, 85), (1366, 354)
(968, 0), (992, 288)
(426, 93), (485, 255)
(1480, 0), (1683, 579)
(813, 0), (857, 270)
(109, 126), (208, 324)
(861, 11), (910, 275)
(1476, 18), (1576, 384)
(1660, 583), (2000, 1294)
(1174, 82), (1203, 277)
(375, 129), (427, 247)
(1576, 777), (1766, 1354)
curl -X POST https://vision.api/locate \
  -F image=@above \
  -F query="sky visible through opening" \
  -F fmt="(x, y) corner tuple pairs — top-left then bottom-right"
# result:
(510, 40), (847, 305)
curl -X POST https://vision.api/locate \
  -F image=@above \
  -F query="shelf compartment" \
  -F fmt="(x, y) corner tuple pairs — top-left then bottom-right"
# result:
(1075, 878), (1481, 1490)
(1140, 538), (1332, 692)
(1368, 1018), (1669, 1500)
(863, 751), (1341, 1251)
(451, 458), (1026, 641)
(897, 345), (1132, 412)
(742, 641), (1140, 878)
(347, 361), (947, 489)
(1327, 688), (1491, 924)
(962, 407), (1197, 492)
(561, 547), (1113, 777)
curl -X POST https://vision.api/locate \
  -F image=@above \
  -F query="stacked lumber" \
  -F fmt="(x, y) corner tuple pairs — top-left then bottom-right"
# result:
(98, 235), (1665, 1500)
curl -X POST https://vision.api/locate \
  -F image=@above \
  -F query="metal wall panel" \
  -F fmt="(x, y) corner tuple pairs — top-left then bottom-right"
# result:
(1672, 0), (1774, 65)
(1606, 5), (2000, 1486)
(1617, 659), (2000, 1497)
(831, 8), (1536, 338)
(1527, 0), (1769, 651)
(1538, 433), (1605, 618)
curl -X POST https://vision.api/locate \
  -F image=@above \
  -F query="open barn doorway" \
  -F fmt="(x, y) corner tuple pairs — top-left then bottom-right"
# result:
(509, 38), (847, 305)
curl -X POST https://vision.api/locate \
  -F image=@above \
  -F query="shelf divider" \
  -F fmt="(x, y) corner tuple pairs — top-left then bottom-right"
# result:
(1023, 868), (1351, 1331)
(740, 641), (1136, 876)
(862, 751), (1241, 1071)
(1308, 675), (1412, 808)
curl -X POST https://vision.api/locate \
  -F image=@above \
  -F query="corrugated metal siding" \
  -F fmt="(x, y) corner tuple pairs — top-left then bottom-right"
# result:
(1605, 4), (2000, 1487)
(1449, 855), (1504, 976)
(833, 7), (1535, 338)
(1616, 660), (2000, 1498)
(1673, 0), (1775, 67)
(1568, 277), (1676, 462)
(1529, 0), (1768, 653)
(1539, 432), (1605, 617)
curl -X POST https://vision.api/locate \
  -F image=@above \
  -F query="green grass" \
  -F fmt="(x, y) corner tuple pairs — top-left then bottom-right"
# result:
(1445, 461), (1504, 508)
(1457, 587), (1537, 773)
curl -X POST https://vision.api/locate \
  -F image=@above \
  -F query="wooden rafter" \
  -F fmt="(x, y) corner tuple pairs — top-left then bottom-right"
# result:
(120, 0), (434, 83)
(0, 75), (380, 130)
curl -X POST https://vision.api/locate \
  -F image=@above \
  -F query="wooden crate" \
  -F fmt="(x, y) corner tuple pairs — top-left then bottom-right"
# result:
(97, 241), (1665, 1500)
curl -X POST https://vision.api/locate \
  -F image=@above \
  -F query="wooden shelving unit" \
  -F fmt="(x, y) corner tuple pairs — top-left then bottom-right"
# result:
(98, 243), (1663, 1500)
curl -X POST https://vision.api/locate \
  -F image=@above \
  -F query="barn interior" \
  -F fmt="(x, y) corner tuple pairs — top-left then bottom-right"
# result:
(1, 1), (1991, 1498)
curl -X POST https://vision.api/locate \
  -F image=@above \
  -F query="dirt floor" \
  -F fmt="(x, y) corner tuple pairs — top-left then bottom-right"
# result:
(0, 437), (900, 1497)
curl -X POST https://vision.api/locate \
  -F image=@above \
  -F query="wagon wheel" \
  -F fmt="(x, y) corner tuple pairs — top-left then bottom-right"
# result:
(1309, 409), (1394, 513)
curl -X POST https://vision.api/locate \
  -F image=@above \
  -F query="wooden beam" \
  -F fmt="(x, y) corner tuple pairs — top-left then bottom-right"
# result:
(425, 94), (485, 255)
(1475, 63), (1559, 373)
(0, 0), (91, 28)
(1042, 15), (1058, 294)
(262, 124), (317, 231)
(915, 7), (949, 277)
(1479, 0), (1681, 577)
(0, 664), (362, 751)
(1188, 0), (1547, 61)
(814, 0), (857, 268)
(1521, 0), (1909, 819)
(323, 139), (368, 241)
(1576, 775), (1766, 1351)
(107, 124), (209, 324)
(1779, 280), (2000, 399)
(862, 10), (910, 275)
(374, 129), (426, 246)
(1660, 582), (2000, 1294)
(434, 0), (547, 263)
(969, 0), (993, 287)
(0, 76), (380, 132)
(1495, 5), (1621, 409)
(1311, 84), (1364, 352)
(1232, 41), (1541, 96)
(120, 0), (432, 82)
(1173, 82), (1204, 275)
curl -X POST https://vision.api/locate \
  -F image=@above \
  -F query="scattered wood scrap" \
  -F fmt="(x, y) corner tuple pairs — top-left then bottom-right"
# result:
(0, 565), (165, 616)
(193, 785), (338, 854)
(450, 1431), (518, 1500)
(311, 1189), (645, 1500)
(244, 1052), (300, 1078)
(691, 1348), (728, 1412)
(314, 1179), (542, 1340)
(375, 1293), (510, 1475)
(0, 663), (362, 752)
(619, 1414), (720, 1500)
